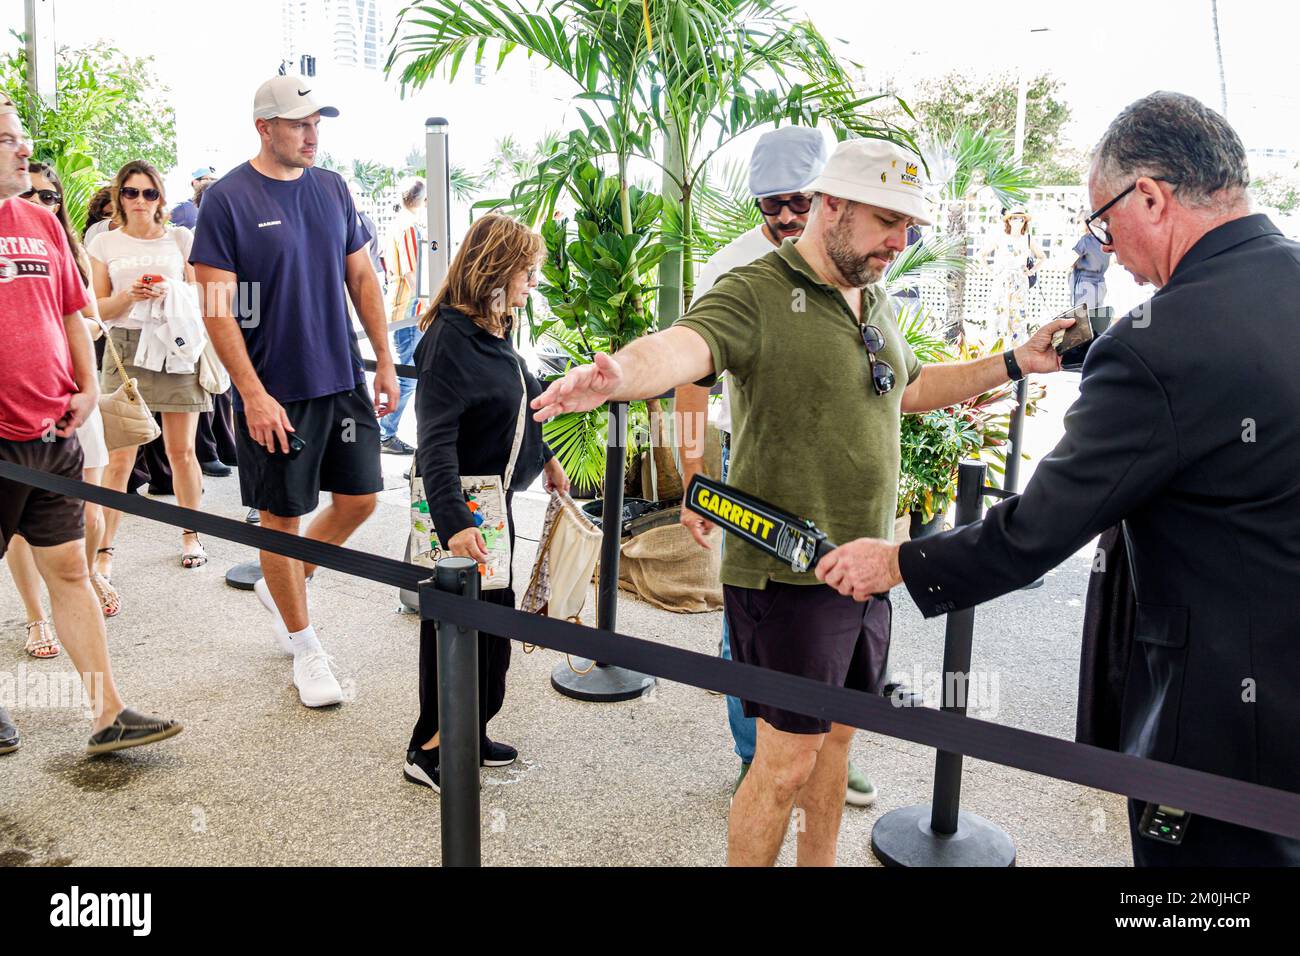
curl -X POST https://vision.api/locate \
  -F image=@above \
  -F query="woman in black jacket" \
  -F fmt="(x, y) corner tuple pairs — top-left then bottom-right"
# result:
(405, 213), (569, 792)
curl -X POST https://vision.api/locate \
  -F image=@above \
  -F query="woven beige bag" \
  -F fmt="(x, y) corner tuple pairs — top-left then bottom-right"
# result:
(97, 322), (160, 452)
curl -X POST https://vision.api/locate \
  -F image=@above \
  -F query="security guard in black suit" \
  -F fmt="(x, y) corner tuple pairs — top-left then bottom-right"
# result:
(815, 92), (1300, 865)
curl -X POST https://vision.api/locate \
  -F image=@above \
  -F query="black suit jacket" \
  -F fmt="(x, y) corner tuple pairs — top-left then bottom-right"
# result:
(899, 215), (1300, 860)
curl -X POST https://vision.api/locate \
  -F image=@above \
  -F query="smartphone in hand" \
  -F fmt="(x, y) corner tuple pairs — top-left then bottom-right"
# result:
(1051, 304), (1095, 354)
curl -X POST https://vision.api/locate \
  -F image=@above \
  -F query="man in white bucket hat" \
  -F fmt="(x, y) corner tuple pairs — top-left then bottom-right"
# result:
(675, 125), (879, 810)
(532, 136), (1073, 866)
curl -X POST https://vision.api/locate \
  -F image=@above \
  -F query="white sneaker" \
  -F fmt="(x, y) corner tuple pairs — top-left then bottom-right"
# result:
(293, 650), (344, 708)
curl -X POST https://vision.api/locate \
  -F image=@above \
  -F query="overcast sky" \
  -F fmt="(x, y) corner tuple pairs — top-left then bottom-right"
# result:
(5, 0), (1296, 186)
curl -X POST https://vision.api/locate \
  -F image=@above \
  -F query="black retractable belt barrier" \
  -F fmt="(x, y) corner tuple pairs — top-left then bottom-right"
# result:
(361, 357), (418, 379)
(872, 461), (1017, 867)
(5, 460), (1300, 856)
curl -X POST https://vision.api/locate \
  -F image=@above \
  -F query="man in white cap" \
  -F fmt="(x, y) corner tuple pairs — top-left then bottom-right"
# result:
(674, 125), (876, 808)
(533, 136), (1073, 865)
(190, 76), (398, 709)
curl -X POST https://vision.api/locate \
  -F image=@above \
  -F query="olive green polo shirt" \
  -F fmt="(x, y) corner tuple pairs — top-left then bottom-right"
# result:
(676, 239), (922, 590)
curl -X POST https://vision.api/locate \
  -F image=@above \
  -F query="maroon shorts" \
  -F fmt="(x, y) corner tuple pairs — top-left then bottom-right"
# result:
(0, 435), (86, 558)
(723, 581), (892, 735)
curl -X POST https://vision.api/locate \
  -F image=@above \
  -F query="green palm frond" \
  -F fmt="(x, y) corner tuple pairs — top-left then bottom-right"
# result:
(885, 234), (966, 292)
(896, 302), (953, 365)
(922, 124), (1037, 207)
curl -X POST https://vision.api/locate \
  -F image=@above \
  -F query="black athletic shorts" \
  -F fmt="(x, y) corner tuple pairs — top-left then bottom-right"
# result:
(723, 581), (892, 735)
(235, 383), (383, 518)
(0, 434), (86, 558)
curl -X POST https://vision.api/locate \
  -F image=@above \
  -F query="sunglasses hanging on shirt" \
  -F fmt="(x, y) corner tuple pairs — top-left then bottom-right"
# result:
(859, 323), (896, 396)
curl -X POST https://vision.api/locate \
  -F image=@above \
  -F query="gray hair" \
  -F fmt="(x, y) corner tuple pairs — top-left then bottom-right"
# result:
(1092, 92), (1249, 209)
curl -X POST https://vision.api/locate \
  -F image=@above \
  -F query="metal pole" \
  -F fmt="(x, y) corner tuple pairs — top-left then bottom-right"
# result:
(929, 461), (986, 835)
(24, 0), (57, 107)
(1003, 377), (1029, 494)
(431, 557), (481, 867)
(399, 119), (454, 613)
(549, 401), (656, 701)
(596, 402), (627, 633)
(870, 460), (1015, 865)
(423, 117), (452, 296)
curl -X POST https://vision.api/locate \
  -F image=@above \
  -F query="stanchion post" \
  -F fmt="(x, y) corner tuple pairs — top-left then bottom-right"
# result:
(596, 401), (627, 633)
(429, 557), (481, 867)
(929, 461), (985, 835)
(1003, 377), (1029, 493)
(550, 401), (657, 701)
(870, 460), (1016, 866)
(1002, 377), (1045, 589)
(399, 118), (456, 614)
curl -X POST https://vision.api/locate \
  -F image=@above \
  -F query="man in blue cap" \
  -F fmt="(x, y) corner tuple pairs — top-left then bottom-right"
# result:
(169, 165), (216, 229)
(675, 125), (876, 808)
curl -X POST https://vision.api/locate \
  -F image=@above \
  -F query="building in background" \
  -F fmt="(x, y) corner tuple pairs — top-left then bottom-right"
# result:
(281, 0), (385, 75)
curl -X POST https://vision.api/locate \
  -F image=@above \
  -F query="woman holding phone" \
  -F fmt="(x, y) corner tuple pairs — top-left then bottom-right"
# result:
(89, 160), (210, 574)
(404, 213), (568, 793)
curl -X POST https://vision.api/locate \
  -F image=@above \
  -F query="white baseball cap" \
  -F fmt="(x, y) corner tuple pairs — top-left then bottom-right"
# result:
(805, 138), (932, 226)
(253, 75), (340, 121)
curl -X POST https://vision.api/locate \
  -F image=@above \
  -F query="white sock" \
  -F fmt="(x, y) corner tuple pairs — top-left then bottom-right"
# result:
(288, 625), (323, 657)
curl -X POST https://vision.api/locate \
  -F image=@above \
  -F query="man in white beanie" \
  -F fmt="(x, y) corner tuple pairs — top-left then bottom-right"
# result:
(674, 125), (876, 808)
(533, 136), (1074, 865)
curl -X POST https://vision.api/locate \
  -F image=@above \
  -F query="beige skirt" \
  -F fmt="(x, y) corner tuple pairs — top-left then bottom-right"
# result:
(101, 326), (212, 414)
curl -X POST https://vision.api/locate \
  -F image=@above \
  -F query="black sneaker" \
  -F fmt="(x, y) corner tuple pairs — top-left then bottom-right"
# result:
(86, 707), (183, 755)
(481, 738), (518, 767)
(201, 460), (232, 477)
(0, 705), (19, 755)
(381, 436), (416, 455)
(403, 747), (440, 792)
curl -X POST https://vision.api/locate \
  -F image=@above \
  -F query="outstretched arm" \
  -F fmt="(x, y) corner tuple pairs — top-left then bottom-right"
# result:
(531, 325), (715, 422)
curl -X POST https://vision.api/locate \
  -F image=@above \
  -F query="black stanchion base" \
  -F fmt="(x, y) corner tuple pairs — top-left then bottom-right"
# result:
(224, 561), (262, 591)
(550, 661), (655, 702)
(871, 805), (1016, 867)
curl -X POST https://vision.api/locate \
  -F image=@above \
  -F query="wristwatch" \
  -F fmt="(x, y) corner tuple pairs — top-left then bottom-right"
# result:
(1003, 349), (1025, 382)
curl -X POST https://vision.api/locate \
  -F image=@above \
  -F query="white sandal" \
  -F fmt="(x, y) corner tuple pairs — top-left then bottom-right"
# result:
(181, 530), (208, 569)
(23, 620), (61, 659)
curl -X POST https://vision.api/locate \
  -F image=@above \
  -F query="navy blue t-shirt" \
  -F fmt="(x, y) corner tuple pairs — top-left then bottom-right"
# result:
(189, 161), (370, 407)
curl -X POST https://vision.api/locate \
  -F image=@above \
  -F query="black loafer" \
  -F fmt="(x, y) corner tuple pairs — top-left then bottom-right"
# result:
(481, 738), (518, 767)
(0, 705), (19, 755)
(87, 707), (183, 755)
(201, 460), (232, 477)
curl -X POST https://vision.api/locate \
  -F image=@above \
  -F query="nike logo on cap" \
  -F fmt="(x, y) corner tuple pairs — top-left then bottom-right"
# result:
(297, 89), (311, 96)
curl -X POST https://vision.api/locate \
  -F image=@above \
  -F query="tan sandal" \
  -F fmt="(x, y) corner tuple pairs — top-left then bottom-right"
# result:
(91, 572), (121, 618)
(181, 531), (207, 569)
(23, 620), (61, 659)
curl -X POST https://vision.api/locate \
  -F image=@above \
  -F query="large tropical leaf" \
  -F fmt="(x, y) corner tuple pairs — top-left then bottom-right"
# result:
(885, 234), (967, 293)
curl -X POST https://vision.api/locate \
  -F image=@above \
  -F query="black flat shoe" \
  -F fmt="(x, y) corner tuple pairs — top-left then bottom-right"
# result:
(86, 707), (183, 755)
(481, 738), (518, 767)
(0, 705), (19, 755)
(201, 460), (232, 477)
